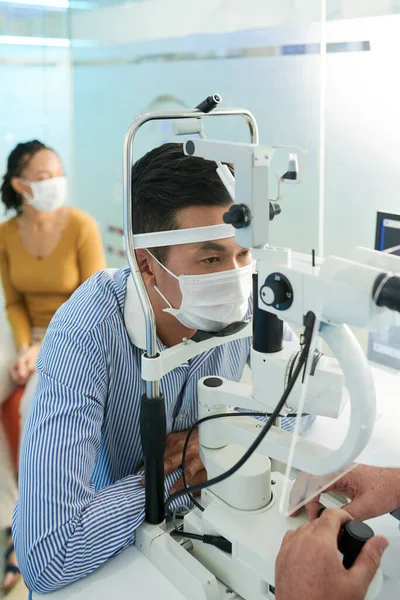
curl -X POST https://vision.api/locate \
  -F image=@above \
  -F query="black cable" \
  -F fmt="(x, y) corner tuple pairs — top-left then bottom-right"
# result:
(181, 411), (267, 512)
(268, 413), (310, 418)
(165, 311), (316, 517)
(171, 529), (203, 541)
(166, 379), (294, 515)
(180, 411), (307, 512)
(170, 529), (232, 554)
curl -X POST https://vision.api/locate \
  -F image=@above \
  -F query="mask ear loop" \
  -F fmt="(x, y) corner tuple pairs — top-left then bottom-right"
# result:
(146, 250), (179, 310)
(153, 284), (173, 310)
(19, 178), (33, 201)
(146, 250), (179, 280)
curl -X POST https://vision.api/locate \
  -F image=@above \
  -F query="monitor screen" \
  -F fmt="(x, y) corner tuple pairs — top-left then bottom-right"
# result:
(375, 213), (400, 255)
(369, 212), (400, 369)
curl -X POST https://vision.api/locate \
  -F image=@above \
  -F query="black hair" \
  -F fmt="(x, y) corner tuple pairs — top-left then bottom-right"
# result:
(1, 140), (50, 214)
(131, 142), (233, 263)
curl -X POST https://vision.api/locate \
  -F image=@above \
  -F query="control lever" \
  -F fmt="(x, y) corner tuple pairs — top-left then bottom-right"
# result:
(318, 506), (375, 569)
(338, 520), (375, 569)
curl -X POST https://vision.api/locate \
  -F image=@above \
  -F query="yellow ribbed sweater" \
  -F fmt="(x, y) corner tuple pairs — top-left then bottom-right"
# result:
(0, 208), (106, 349)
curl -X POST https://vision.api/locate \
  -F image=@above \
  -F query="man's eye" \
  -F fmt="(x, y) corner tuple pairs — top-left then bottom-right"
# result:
(203, 257), (219, 264)
(241, 249), (251, 257)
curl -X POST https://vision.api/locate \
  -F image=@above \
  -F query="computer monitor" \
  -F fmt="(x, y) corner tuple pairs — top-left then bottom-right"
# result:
(375, 211), (400, 255)
(368, 211), (400, 369)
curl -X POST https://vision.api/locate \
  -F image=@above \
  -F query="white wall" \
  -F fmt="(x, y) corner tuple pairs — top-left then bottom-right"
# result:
(0, 45), (72, 225)
(67, 2), (400, 266)
(70, 0), (399, 46)
(71, 0), (323, 45)
(0, 2), (72, 224)
(69, 19), (325, 266)
(323, 15), (400, 257)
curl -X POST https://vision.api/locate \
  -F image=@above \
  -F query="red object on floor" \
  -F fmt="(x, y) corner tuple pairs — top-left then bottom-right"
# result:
(1, 386), (24, 473)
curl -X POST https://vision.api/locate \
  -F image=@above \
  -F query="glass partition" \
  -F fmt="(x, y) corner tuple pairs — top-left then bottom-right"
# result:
(69, 0), (325, 267)
(0, 0), (72, 225)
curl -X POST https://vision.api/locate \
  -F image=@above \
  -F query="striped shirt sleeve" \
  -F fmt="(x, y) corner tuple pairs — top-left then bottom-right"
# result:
(13, 321), (185, 594)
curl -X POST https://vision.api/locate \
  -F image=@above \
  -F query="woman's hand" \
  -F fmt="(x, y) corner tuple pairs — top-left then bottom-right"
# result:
(9, 344), (40, 385)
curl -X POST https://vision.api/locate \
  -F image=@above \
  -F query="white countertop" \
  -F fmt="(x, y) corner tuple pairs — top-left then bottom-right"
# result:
(31, 516), (400, 600)
(32, 365), (400, 600)
(33, 544), (188, 600)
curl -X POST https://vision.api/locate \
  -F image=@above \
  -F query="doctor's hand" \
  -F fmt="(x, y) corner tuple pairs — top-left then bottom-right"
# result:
(164, 429), (207, 495)
(275, 509), (388, 600)
(294, 465), (400, 522)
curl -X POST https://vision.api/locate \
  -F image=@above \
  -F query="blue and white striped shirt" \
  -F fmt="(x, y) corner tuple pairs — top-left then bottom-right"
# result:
(14, 267), (311, 594)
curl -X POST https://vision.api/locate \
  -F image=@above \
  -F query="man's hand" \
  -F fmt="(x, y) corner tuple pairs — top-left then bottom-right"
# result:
(293, 465), (400, 521)
(275, 509), (388, 600)
(10, 344), (40, 385)
(164, 429), (207, 494)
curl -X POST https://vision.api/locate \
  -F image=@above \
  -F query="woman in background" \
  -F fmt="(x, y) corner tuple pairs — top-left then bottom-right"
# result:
(0, 140), (106, 593)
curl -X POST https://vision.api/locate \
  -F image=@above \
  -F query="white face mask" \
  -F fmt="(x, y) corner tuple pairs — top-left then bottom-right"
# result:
(150, 253), (253, 332)
(23, 176), (68, 212)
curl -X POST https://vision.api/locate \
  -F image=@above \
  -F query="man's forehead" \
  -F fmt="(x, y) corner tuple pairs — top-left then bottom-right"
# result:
(173, 237), (246, 254)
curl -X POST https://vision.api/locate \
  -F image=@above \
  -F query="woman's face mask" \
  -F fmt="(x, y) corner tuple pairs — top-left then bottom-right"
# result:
(22, 176), (68, 212)
(150, 252), (253, 332)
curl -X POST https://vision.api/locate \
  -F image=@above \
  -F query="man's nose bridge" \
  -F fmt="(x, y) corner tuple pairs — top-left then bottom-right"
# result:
(224, 254), (238, 270)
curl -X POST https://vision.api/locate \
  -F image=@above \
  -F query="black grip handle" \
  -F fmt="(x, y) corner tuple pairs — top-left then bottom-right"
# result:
(140, 392), (166, 524)
(339, 520), (375, 569)
(252, 273), (283, 354)
(318, 508), (375, 570)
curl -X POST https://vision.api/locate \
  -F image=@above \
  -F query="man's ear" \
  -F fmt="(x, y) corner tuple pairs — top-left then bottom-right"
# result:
(135, 249), (156, 286)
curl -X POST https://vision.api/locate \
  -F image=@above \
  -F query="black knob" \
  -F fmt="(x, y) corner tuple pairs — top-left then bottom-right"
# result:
(259, 273), (293, 311)
(196, 94), (222, 113)
(339, 521), (374, 569)
(269, 202), (281, 221)
(373, 273), (400, 313)
(261, 281), (287, 306)
(223, 204), (251, 229)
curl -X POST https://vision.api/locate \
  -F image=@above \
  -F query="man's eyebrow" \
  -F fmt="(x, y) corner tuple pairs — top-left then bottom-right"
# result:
(198, 241), (227, 252)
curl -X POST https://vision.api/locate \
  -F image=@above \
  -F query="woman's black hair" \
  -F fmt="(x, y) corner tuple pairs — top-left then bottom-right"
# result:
(1, 140), (49, 214)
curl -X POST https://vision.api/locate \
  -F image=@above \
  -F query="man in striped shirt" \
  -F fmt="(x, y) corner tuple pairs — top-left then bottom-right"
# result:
(14, 143), (312, 594)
